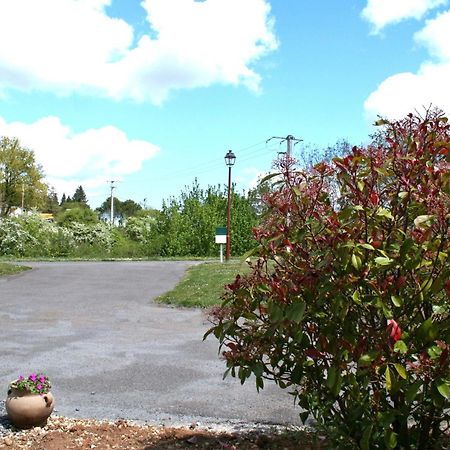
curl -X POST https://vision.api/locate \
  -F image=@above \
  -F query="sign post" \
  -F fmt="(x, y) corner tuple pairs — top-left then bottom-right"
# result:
(215, 227), (227, 263)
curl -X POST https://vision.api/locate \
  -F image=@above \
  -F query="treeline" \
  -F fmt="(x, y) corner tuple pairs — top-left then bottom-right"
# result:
(0, 181), (259, 258)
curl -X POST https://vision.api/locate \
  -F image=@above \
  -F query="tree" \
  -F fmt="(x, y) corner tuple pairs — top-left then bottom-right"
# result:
(44, 187), (60, 214)
(55, 201), (98, 226)
(60, 193), (67, 206)
(207, 111), (449, 448)
(97, 197), (143, 223)
(157, 180), (258, 257)
(72, 185), (87, 204)
(0, 136), (47, 216)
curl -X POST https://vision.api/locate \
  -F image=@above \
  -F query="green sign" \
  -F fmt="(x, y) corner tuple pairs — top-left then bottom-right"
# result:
(215, 227), (227, 235)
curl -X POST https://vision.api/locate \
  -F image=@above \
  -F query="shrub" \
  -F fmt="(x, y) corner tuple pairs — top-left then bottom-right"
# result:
(0, 217), (37, 255)
(207, 111), (449, 449)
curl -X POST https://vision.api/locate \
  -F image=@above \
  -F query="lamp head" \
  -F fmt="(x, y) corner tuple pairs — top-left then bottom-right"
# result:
(224, 150), (236, 167)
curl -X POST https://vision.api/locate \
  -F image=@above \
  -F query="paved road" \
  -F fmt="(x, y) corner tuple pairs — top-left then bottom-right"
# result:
(0, 261), (300, 428)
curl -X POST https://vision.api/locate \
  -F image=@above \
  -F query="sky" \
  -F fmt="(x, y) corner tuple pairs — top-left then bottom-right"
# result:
(1, 0), (449, 209)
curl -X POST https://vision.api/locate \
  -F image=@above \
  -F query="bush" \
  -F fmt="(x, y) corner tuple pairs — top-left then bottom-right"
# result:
(0, 217), (37, 256)
(207, 111), (449, 449)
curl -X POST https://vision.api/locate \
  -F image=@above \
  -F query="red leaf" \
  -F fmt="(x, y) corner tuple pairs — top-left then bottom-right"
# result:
(370, 191), (379, 206)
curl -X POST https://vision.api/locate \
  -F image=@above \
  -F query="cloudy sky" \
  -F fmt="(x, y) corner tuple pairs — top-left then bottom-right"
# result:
(0, 0), (448, 208)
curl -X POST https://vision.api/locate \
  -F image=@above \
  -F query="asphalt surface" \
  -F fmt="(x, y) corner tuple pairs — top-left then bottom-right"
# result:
(0, 261), (300, 428)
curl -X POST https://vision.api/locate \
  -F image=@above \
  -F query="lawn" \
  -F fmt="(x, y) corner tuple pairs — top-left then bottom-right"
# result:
(156, 260), (249, 308)
(0, 262), (30, 276)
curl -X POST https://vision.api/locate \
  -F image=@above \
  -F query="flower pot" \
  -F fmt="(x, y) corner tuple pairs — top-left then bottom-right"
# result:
(5, 388), (54, 429)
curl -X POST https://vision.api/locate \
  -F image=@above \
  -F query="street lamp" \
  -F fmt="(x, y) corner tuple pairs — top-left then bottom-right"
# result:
(224, 150), (236, 261)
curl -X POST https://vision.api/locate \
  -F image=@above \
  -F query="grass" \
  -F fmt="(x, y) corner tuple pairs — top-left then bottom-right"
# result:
(0, 262), (31, 276)
(156, 259), (250, 308)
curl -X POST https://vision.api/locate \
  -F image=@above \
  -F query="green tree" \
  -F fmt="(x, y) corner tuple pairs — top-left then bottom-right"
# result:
(97, 197), (143, 224)
(72, 185), (87, 204)
(157, 180), (258, 257)
(0, 136), (47, 216)
(55, 202), (98, 226)
(44, 187), (60, 214)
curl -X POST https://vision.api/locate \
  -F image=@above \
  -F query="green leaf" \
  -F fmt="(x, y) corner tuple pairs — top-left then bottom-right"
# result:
(255, 376), (264, 391)
(385, 366), (393, 393)
(374, 118), (390, 126)
(252, 363), (264, 378)
(268, 302), (284, 322)
(391, 295), (403, 307)
(285, 302), (306, 323)
(360, 424), (373, 450)
(376, 208), (394, 220)
(393, 340), (408, 354)
(326, 367), (337, 390)
(436, 379), (450, 399)
(360, 243), (375, 250)
(406, 382), (421, 403)
(375, 257), (393, 266)
(414, 214), (434, 229)
(351, 253), (362, 270)
(393, 363), (407, 380)
(417, 318), (439, 343)
(259, 172), (281, 184)
(384, 429), (398, 449)
(352, 290), (361, 304)
(358, 354), (374, 367)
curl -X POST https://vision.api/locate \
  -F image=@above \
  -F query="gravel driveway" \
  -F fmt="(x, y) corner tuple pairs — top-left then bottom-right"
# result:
(0, 261), (300, 428)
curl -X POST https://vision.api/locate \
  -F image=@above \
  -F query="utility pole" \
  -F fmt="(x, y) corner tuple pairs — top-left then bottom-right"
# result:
(266, 135), (302, 158)
(108, 180), (117, 226)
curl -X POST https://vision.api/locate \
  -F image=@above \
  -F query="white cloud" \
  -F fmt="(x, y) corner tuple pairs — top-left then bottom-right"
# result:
(0, 116), (159, 201)
(362, 0), (447, 32)
(0, 0), (277, 103)
(414, 10), (450, 58)
(364, 8), (450, 120)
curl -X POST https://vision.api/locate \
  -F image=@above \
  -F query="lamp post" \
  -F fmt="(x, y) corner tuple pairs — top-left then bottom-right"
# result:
(224, 150), (236, 261)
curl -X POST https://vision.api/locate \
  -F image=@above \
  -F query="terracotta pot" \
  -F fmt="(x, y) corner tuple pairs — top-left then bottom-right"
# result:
(5, 388), (55, 429)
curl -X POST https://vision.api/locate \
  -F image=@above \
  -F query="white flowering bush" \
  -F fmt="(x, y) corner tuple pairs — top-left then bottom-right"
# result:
(18, 213), (76, 256)
(0, 218), (38, 255)
(69, 222), (113, 249)
(124, 216), (156, 244)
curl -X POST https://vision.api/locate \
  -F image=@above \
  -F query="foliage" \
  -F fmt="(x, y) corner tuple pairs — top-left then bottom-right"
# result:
(72, 185), (87, 204)
(55, 202), (99, 227)
(0, 217), (38, 255)
(0, 136), (47, 216)
(97, 196), (142, 223)
(207, 111), (450, 449)
(157, 180), (258, 257)
(157, 261), (250, 308)
(10, 373), (51, 395)
(44, 187), (60, 214)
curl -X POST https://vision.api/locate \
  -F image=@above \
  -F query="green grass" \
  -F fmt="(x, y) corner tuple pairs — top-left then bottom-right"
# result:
(0, 262), (31, 276)
(156, 260), (250, 308)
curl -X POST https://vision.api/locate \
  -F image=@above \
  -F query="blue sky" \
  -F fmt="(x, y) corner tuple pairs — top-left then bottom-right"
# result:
(1, 0), (449, 209)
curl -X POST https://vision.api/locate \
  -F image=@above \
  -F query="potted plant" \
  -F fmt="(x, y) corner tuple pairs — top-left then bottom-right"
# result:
(5, 373), (55, 429)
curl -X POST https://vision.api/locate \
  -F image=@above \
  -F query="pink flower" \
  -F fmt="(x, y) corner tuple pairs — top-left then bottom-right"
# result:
(387, 319), (401, 342)
(18, 375), (24, 381)
(39, 375), (46, 383)
(29, 373), (37, 382)
(36, 383), (42, 391)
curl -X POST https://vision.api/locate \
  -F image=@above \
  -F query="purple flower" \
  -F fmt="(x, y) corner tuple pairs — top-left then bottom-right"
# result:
(29, 373), (37, 382)
(18, 375), (24, 381)
(39, 375), (46, 383)
(36, 383), (43, 391)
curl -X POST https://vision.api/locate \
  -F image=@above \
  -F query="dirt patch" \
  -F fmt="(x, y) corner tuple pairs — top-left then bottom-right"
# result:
(0, 417), (327, 449)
